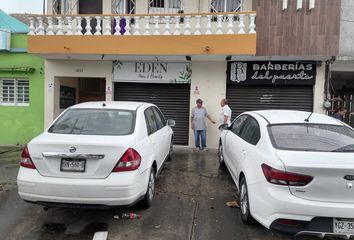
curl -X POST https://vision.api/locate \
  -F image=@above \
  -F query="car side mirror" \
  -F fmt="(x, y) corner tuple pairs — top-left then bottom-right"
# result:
(218, 123), (229, 131)
(167, 119), (176, 127)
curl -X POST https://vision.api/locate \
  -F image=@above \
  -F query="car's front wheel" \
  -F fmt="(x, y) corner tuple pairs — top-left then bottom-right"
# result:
(142, 167), (156, 208)
(239, 177), (254, 223)
(218, 141), (225, 167)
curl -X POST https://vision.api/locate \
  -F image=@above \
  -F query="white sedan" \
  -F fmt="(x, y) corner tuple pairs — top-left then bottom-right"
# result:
(17, 101), (174, 208)
(218, 110), (354, 238)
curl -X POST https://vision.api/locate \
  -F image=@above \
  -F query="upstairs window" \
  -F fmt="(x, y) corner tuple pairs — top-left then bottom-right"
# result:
(210, 0), (243, 13)
(0, 79), (29, 106)
(148, 0), (183, 14)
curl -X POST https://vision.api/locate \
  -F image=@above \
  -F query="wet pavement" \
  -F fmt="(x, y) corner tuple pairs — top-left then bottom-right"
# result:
(0, 147), (326, 240)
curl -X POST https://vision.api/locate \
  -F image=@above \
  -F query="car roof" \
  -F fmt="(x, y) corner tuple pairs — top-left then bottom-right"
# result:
(250, 110), (343, 125)
(69, 101), (154, 110)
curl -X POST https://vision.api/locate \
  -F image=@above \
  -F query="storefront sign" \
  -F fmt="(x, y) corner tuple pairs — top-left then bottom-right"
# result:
(113, 61), (191, 84)
(227, 61), (316, 85)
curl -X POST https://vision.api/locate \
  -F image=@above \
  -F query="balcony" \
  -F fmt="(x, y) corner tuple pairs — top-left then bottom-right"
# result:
(27, 12), (256, 56)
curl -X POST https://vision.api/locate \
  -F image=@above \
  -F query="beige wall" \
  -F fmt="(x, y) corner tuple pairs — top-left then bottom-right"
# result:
(189, 62), (227, 149)
(313, 63), (326, 114)
(44, 60), (113, 127)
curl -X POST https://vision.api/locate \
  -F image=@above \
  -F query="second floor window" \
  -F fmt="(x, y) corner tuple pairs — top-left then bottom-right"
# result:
(210, 0), (242, 13)
(148, 0), (183, 14)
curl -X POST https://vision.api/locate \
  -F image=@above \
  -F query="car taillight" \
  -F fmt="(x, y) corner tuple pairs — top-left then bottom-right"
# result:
(112, 148), (141, 172)
(20, 144), (36, 169)
(261, 164), (313, 186)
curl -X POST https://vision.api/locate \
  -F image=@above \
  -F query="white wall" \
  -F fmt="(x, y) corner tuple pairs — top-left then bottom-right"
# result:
(44, 60), (113, 127)
(189, 62), (227, 149)
(313, 63), (326, 114)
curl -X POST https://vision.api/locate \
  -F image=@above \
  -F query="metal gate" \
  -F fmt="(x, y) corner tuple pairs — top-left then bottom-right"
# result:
(330, 92), (354, 127)
(226, 86), (314, 117)
(114, 83), (191, 145)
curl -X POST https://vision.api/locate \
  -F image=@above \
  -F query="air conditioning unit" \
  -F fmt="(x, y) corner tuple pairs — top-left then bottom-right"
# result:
(0, 29), (11, 51)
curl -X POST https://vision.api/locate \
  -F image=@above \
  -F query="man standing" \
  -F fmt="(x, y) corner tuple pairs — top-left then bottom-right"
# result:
(220, 98), (232, 126)
(191, 99), (216, 151)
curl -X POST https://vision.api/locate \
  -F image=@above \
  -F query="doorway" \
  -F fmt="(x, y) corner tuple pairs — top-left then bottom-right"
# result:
(79, 78), (106, 103)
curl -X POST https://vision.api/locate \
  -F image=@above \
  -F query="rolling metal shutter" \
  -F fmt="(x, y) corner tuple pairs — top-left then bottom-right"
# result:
(115, 83), (190, 145)
(226, 86), (313, 117)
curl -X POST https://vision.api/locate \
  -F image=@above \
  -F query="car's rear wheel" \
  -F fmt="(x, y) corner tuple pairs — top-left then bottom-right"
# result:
(142, 167), (156, 208)
(239, 177), (254, 223)
(218, 141), (225, 167)
(167, 139), (173, 161)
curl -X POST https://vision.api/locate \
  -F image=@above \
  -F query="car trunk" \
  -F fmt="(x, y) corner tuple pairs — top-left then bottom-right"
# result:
(28, 133), (135, 179)
(276, 150), (354, 203)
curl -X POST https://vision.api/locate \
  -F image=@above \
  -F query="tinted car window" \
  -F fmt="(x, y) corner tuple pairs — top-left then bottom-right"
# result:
(230, 115), (248, 136)
(144, 107), (158, 135)
(240, 117), (260, 145)
(48, 109), (135, 135)
(268, 124), (354, 152)
(152, 107), (165, 130)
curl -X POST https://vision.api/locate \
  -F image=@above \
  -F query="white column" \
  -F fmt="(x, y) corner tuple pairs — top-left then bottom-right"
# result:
(56, 16), (64, 35)
(144, 16), (150, 35)
(94, 16), (102, 35)
(75, 16), (83, 35)
(194, 15), (201, 35)
(28, 17), (36, 35)
(238, 14), (245, 34)
(226, 14), (234, 34)
(46, 17), (54, 35)
(249, 14), (256, 34)
(104, 16), (111, 35)
(154, 16), (160, 35)
(163, 16), (171, 35)
(184, 16), (191, 35)
(66, 17), (73, 35)
(84, 16), (92, 35)
(37, 17), (45, 35)
(215, 15), (223, 34)
(114, 16), (121, 35)
(133, 16), (141, 35)
(124, 16), (131, 35)
(173, 16), (181, 35)
(205, 15), (212, 35)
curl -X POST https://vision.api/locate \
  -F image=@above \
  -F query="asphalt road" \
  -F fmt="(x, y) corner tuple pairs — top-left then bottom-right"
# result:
(0, 147), (326, 240)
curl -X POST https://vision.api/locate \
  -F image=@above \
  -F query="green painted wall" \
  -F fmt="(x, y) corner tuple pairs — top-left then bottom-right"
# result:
(0, 33), (44, 145)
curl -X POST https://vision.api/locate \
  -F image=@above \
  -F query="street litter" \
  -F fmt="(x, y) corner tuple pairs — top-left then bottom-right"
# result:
(226, 201), (240, 208)
(113, 213), (141, 220)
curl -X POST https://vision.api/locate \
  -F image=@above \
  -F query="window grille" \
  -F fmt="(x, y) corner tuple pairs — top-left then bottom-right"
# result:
(0, 79), (29, 105)
(112, 0), (135, 14)
(209, 0), (242, 13)
(148, 0), (184, 14)
(52, 0), (79, 14)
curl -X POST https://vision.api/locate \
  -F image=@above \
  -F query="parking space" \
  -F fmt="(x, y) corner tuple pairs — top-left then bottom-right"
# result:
(0, 147), (319, 240)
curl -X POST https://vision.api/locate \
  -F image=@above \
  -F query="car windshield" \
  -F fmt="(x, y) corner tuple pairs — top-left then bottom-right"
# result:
(268, 124), (354, 152)
(48, 109), (135, 135)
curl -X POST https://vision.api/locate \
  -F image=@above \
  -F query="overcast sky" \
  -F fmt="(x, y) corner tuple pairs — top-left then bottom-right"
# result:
(0, 0), (46, 14)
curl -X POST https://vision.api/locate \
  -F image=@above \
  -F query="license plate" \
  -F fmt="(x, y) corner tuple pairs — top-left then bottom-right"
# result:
(60, 158), (86, 172)
(333, 218), (354, 234)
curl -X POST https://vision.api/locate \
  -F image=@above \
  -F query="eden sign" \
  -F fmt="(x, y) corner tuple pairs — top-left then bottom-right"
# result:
(227, 61), (316, 85)
(113, 62), (191, 84)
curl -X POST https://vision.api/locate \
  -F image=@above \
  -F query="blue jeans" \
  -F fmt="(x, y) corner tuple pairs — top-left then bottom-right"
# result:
(194, 130), (206, 150)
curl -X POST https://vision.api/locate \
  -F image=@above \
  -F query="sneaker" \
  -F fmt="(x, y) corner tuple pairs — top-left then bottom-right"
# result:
(202, 148), (208, 151)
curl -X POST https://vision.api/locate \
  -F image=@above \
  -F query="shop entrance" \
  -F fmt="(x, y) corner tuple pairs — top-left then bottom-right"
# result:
(78, 78), (106, 103)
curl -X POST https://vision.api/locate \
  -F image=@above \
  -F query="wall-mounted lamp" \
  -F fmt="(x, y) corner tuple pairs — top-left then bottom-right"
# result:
(186, 56), (191, 61)
(282, 0), (288, 10)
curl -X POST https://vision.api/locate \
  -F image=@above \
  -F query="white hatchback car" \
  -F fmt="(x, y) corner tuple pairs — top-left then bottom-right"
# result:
(218, 110), (354, 238)
(17, 101), (174, 208)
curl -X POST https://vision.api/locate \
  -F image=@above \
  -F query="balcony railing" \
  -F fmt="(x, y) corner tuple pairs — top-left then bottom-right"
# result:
(28, 12), (256, 36)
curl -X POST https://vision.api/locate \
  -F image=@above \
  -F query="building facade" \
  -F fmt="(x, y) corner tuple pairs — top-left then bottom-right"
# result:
(28, 0), (341, 148)
(0, 10), (44, 145)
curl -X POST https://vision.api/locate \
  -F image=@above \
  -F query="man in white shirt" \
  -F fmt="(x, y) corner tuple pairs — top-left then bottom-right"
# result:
(219, 98), (232, 126)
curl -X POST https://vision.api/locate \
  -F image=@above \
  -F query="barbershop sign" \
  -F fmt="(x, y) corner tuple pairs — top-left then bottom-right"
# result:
(227, 61), (316, 85)
(113, 61), (191, 84)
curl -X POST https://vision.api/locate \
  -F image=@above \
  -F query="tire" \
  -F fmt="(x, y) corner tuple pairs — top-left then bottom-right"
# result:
(167, 139), (173, 161)
(218, 141), (225, 167)
(142, 167), (156, 208)
(239, 177), (254, 223)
